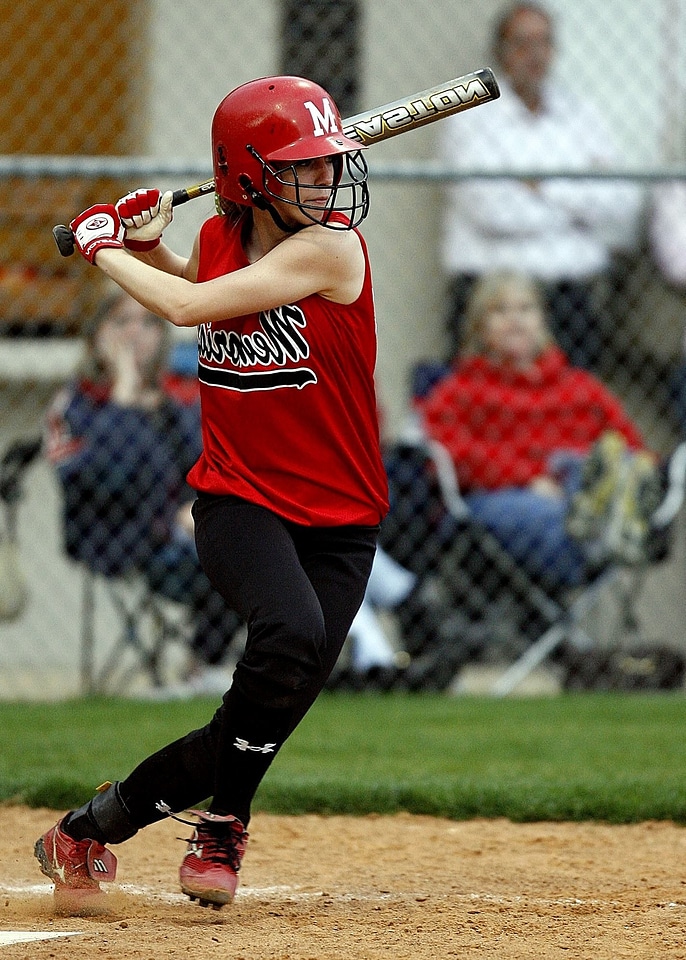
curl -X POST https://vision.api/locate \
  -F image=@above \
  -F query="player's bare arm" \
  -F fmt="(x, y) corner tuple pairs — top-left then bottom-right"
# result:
(94, 224), (363, 327)
(129, 242), (191, 280)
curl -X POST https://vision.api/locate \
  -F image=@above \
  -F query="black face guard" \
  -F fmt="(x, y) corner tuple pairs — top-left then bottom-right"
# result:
(244, 146), (370, 230)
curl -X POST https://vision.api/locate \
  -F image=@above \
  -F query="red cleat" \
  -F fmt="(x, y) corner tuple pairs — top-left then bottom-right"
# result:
(179, 811), (248, 909)
(34, 818), (117, 912)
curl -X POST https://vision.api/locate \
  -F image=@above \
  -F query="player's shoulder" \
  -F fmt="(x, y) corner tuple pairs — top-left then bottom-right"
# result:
(291, 219), (363, 257)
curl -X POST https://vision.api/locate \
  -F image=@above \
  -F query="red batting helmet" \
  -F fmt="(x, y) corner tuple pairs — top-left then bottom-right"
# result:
(211, 76), (369, 229)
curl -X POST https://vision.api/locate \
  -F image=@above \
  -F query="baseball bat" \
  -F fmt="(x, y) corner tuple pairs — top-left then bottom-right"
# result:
(53, 66), (499, 257)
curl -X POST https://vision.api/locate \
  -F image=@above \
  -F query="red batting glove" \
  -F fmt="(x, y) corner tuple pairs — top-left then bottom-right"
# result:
(116, 188), (173, 251)
(69, 204), (124, 265)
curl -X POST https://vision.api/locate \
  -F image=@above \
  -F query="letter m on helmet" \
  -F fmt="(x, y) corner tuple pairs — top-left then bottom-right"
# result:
(303, 98), (340, 137)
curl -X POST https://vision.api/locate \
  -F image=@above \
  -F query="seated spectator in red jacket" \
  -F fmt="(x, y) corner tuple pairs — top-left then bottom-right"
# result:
(417, 270), (662, 587)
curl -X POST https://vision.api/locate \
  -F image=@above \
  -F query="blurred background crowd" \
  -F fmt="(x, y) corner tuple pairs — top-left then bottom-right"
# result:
(1, 0), (686, 698)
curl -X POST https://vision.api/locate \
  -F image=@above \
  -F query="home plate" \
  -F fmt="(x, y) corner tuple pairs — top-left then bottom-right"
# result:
(0, 932), (81, 946)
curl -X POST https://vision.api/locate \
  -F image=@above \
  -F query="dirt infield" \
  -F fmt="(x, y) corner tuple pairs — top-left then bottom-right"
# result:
(1, 807), (685, 959)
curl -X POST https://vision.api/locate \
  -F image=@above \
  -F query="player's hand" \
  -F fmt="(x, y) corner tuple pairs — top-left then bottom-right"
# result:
(115, 188), (173, 251)
(69, 204), (124, 265)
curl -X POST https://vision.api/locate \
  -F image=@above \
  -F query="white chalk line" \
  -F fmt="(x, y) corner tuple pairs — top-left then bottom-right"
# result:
(2, 882), (684, 912)
(0, 932), (82, 946)
(0, 880), (393, 905)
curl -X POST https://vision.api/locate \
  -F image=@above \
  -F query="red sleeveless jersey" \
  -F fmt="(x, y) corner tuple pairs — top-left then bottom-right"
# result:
(186, 214), (389, 526)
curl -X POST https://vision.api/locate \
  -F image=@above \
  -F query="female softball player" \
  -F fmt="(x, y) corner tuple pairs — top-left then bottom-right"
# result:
(35, 75), (389, 911)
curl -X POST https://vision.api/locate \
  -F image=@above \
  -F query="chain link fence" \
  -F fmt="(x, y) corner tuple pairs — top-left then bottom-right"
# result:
(1, 0), (686, 698)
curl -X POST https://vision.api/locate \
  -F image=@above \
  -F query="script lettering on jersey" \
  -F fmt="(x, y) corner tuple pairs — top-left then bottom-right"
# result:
(197, 304), (317, 391)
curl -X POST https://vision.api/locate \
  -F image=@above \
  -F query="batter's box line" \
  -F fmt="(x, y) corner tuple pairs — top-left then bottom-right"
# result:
(7, 883), (683, 911)
(0, 881), (398, 905)
(0, 931), (82, 947)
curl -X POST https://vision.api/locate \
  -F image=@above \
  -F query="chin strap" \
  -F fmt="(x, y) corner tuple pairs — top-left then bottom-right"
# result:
(238, 175), (303, 234)
(265, 203), (303, 234)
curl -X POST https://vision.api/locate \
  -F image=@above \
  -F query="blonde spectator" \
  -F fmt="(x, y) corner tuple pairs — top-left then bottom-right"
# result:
(417, 271), (662, 586)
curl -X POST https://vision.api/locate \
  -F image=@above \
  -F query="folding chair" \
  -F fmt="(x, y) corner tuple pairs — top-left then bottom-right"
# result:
(0, 437), (43, 523)
(0, 437), (42, 621)
(381, 423), (686, 696)
(0, 436), (189, 695)
(79, 567), (189, 694)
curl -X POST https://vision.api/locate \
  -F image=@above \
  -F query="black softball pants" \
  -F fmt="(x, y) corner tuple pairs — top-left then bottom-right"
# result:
(118, 494), (378, 827)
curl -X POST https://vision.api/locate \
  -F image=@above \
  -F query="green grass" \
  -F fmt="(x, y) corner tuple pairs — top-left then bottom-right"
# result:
(2, 692), (685, 822)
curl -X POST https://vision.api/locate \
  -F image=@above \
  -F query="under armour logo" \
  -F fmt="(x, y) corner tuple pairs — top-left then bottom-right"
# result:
(233, 738), (277, 754)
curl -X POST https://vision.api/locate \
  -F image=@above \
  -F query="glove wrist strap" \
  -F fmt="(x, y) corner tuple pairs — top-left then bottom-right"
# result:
(124, 237), (161, 251)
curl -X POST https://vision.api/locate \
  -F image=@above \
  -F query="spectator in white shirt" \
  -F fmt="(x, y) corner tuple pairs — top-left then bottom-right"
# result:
(650, 180), (686, 289)
(439, 1), (644, 370)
